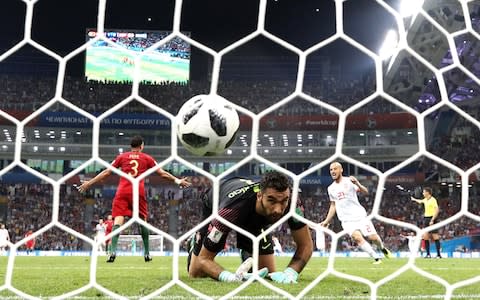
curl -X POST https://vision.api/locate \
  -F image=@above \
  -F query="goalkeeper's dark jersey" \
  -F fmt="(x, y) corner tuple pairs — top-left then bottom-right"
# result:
(201, 177), (306, 253)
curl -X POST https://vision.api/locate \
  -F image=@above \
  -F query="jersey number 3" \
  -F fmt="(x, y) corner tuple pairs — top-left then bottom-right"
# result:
(129, 159), (139, 177)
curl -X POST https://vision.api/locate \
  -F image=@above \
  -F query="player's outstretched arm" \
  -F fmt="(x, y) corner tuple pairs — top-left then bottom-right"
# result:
(320, 201), (336, 227)
(410, 196), (422, 204)
(350, 176), (368, 194)
(77, 169), (112, 192)
(156, 168), (191, 188)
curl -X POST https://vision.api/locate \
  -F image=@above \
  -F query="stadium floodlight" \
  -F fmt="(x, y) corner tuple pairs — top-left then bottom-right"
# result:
(379, 29), (398, 60)
(399, 0), (425, 30)
(399, 0), (424, 18)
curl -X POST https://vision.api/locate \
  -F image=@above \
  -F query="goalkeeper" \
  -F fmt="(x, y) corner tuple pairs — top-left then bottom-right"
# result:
(187, 171), (313, 284)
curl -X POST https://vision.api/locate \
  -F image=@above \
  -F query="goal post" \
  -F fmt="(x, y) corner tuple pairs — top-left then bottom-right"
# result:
(116, 234), (165, 255)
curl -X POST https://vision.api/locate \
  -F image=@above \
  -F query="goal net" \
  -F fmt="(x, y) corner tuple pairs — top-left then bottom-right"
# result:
(0, 0), (479, 299)
(116, 234), (165, 255)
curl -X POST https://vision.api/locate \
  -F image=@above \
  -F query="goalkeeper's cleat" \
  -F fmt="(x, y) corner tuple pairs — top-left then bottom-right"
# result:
(235, 257), (253, 279)
(382, 247), (392, 259)
(242, 267), (269, 281)
(258, 267), (269, 279)
(373, 258), (382, 265)
(144, 254), (152, 262)
(106, 252), (116, 263)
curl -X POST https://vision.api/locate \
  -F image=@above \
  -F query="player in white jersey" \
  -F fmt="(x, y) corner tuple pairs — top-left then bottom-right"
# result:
(320, 162), (392, 264)
(401, 232), (420, 256)
(0, 224), (9, 254)
(95, 218), (106, 252)
(272, 236), (284, 255)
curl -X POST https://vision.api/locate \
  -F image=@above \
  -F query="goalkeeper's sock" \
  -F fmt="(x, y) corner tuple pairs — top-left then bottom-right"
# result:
(140, 225), (150, 255)
(218, 270), (240, 282)
(110, 225), (120, 253)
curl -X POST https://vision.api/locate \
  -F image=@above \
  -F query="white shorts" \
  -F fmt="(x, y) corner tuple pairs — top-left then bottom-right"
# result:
(96, 233), (106, 243)
(342, 219), (377, 237)
(0, 240), (8, 248)
(408, 239), (418, 253)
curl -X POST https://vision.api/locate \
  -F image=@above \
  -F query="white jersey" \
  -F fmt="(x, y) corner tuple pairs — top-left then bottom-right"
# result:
(96, 224), (106, 237)
(327, 176), (367, 222)
(315, 226), (326, 251)
(272, 237), (283, 253)
(0, 229), (9, 245)
(405, 235), (419, 254)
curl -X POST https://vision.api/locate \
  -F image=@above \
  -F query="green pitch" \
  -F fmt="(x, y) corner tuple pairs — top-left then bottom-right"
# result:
(86, 47), (189, 83)
(0, 256), (479, 299)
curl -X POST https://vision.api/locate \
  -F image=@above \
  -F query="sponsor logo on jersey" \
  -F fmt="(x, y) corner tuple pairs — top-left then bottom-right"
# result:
(261, 243), (271, 250)
(228, 186), (252, 198)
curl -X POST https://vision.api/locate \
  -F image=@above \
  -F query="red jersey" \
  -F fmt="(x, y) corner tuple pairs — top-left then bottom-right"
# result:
(104, 219), (114, 234)
(25, 231), (35, 249)
(111, 151), (157, 198)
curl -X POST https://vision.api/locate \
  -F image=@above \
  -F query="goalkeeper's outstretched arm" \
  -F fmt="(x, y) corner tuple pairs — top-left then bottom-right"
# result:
(189, 245), (233, 281)
(288, 225), (313, 273)
(267, 225), (313, 284)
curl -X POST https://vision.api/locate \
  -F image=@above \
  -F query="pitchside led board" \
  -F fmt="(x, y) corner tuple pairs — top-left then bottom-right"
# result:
(85, 29), (191, 84)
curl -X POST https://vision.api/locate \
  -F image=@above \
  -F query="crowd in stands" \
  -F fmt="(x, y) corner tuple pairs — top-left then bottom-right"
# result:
(0, 64), (472, 118)
(110, 31), (170, 51)
(428, 107), (480, 171)
(0, 183), (88, 251)
(0, 74), (379, 116)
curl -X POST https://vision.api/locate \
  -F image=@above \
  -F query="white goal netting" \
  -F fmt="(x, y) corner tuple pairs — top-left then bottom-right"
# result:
(0, 0), (480, 299)
(116, 235), (165, 255)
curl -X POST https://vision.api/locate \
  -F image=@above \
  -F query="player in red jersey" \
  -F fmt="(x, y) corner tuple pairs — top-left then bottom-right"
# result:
(25, 230), (35, 255)
(104, 214), (114, 254)
(78, 135), (191, 262)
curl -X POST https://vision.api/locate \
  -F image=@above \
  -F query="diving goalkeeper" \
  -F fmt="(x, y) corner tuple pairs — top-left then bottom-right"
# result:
(187, 171), (313, 283)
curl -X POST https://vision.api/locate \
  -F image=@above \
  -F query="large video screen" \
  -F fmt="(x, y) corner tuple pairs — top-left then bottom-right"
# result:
(85, 29), (190, 84)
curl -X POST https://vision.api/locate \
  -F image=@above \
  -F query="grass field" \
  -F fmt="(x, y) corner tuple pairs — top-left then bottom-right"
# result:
(0, 256), (479, 299)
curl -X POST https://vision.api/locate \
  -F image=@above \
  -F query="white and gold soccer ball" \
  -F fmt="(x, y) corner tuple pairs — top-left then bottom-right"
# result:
(176, 94), (240, 156)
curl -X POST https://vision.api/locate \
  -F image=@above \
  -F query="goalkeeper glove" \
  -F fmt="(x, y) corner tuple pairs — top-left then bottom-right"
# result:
(218, 271), (242, 282)
(269, 267), (299, 284)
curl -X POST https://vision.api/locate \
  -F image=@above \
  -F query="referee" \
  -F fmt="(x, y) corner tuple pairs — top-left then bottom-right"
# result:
(411, 187), (442, 258)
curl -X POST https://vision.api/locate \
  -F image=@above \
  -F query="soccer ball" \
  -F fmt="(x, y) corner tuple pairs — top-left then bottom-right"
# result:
(176, 94), (240, 156)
